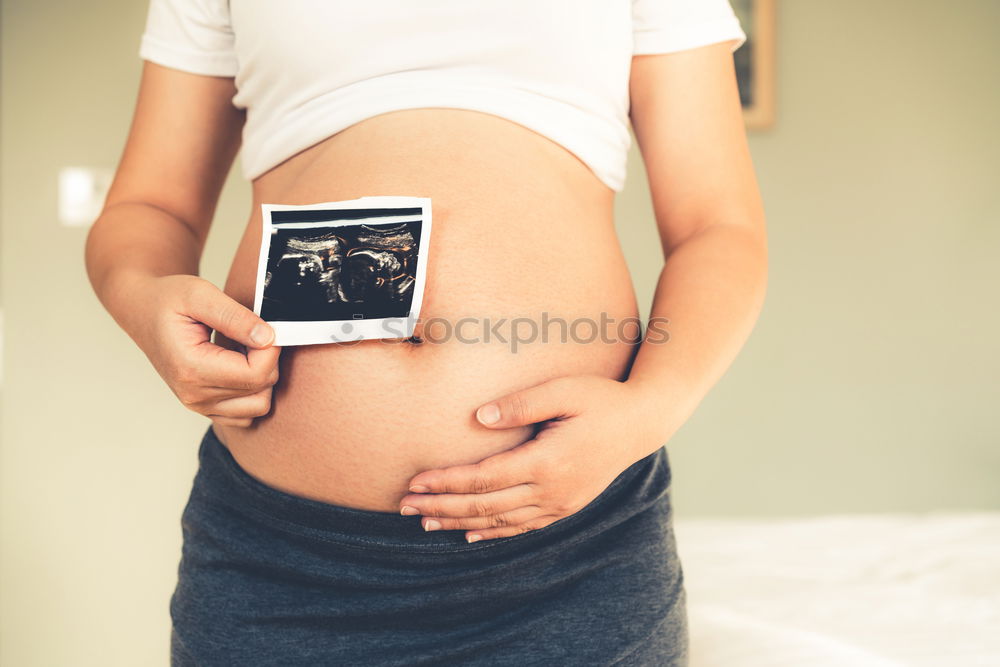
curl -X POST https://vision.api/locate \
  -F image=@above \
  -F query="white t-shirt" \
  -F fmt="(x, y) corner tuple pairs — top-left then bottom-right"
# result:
(139, 0), (746, 192)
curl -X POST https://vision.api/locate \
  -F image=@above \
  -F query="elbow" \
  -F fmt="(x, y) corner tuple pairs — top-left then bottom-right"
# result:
(663, 207), (768, 263)
(83, 215), (106, 291)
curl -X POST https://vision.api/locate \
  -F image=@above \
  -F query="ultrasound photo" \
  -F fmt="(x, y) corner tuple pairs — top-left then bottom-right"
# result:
(252, 196), (432, 346)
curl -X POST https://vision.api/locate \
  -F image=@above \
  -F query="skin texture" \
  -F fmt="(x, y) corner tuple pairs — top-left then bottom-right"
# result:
(85, 39), (766, 543)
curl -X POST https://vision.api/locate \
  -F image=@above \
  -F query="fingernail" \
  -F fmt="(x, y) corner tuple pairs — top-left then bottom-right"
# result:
(250, 323), (273, 346)
(476, 404), (501, 425)
(424, 519), (441, 531)
(467, 534), (483, 543)
(409, 484), (430, 493)
(400, 506), (419, 516)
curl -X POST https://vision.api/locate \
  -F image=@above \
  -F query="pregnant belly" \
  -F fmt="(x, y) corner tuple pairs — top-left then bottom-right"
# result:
(211, 109), (641, 513)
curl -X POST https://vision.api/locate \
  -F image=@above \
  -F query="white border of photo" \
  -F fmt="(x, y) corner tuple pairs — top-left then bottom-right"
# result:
(252, 195), (433, 347)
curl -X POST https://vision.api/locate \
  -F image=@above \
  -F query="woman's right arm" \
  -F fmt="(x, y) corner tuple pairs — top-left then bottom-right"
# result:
(85, 61), (280, 428)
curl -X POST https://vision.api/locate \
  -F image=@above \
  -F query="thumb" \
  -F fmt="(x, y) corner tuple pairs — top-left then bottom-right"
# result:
(186, 282), (275, 349)
(475, 378), (572, 429)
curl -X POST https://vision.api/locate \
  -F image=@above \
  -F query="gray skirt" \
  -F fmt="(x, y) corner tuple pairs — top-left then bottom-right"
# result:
(169, 425), (689, 666)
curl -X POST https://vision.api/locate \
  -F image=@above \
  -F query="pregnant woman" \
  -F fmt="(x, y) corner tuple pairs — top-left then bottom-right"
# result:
(85, 0), (767, 664)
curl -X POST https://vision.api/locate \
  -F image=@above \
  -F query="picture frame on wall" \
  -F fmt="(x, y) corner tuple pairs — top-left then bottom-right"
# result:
(732, 0), (776, 129)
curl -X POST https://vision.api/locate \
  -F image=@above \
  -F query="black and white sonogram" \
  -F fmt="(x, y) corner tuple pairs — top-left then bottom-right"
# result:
(252, 196), (432, 346)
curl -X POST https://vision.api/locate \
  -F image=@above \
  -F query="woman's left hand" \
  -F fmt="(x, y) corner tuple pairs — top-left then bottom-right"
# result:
(399, 374), (661, 543)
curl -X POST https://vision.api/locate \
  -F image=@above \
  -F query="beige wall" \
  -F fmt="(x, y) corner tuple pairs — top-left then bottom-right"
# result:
(2, 0), (998, 664)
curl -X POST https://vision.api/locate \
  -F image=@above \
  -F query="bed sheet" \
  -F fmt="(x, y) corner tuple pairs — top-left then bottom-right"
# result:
(672, 512), (1000, 666)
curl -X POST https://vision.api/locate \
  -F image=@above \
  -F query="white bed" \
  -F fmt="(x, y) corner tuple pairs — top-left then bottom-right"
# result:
(673, 512), (1000, 666)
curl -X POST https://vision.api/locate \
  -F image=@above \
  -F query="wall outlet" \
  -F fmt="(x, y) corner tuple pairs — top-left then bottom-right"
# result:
(58, 166), (113, 227)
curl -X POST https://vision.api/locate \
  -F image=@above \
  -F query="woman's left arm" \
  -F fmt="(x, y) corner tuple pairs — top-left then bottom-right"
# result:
(399, 41), (767, 542)
(619, 39), (769, 456)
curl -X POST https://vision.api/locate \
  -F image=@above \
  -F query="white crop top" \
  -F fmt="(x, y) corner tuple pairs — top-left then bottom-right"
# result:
(138, 0), (746, 192)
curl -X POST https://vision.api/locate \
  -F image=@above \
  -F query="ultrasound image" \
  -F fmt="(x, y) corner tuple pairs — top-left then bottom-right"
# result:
(260, 220), (422, 321)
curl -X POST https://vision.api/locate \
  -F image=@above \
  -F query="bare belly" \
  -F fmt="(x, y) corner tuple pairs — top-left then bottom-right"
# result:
(212, 109), (640, 513)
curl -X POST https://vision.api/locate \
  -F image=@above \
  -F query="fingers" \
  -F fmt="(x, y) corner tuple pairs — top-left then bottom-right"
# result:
(458, 516), (563, 542)
(407, 443), (539, 495)
(400, 483), (536, 519)
(183, 279), (275, 350)
(188, 341), (281, 392)
(398, 484), (556, 540)
(174, 347), (280, 424)
(204, 387), (274, 420)
(209, 415), (254, 428)
(417, 507), (551, 533)
(138, 275), (283, 428)
(474, 376), (576, 429)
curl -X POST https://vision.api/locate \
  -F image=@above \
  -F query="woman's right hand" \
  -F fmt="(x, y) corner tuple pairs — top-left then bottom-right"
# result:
(133, 273), (282, 428)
